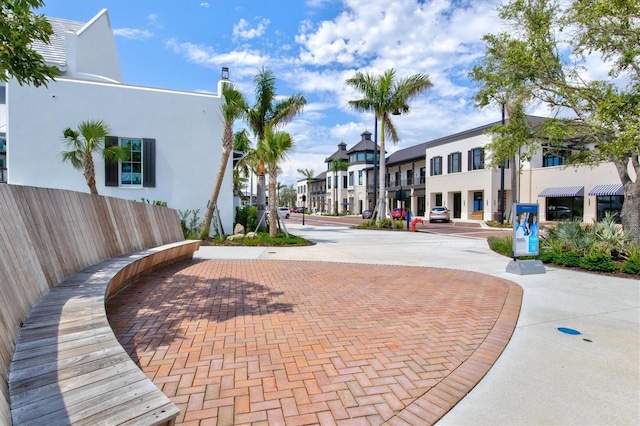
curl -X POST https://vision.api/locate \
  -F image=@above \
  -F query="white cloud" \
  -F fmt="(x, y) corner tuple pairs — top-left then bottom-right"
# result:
(113, 28), (154, 40)
(233, 18), (270, 40)
(165, 39), (268, 76)
(200, 3), (210, 8)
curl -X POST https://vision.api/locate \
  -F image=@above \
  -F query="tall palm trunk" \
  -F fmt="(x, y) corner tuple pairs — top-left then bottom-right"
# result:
(201, 145), (231, 236)
(268, 169), (278, 237)
(257, 171), (267, 230)
(83, 155), (98, 195)
(378, 121), (387, 218)
(334, 172), (338, 214)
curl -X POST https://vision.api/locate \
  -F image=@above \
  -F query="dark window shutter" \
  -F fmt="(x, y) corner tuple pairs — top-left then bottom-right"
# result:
(447, 154), (451, 173)
(480, 148), (485, 169)
(429, 158), (433, 176)
(105, 136), (119, 186)
(468, 150), (472, 171)
(143, 138), (156, 187)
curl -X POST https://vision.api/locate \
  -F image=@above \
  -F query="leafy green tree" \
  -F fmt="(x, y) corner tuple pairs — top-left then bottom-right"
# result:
(1, 0), (59, 86)
(246, 67), (306, 229)
(61, 120), (127, 195)
(255, 129), (294, 237)
(201, 83), (248, 238)
(330, 158), (348, 215)
(470, 0), (640, 240)
(346, 69), (433, 219)
(280, 184), (297, 208)
(233, 129), (252, 200)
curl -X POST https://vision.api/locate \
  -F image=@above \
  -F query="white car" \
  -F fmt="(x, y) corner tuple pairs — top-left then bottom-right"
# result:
(277, 207), (290, 219)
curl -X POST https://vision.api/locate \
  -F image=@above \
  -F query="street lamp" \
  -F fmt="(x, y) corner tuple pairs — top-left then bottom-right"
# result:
(499, 103), (506, 224)
(373, 115), (378, 215)
(302, 194), (306, 225)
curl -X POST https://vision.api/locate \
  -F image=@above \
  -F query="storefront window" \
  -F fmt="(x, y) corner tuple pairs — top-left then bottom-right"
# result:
(596, 195), (623, 222)
(546, 196), (584, 221)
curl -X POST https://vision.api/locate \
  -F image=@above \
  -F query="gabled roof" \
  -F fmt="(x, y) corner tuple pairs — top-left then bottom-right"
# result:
(424, 115), (547, 149)
(346, 131), (380, 154)
(384, 115), (547, 166)
(325, 142), (348, 163)
(386, 142), (428, 166)
(32, 17), (85, 69)
(313, 170), (327, 182)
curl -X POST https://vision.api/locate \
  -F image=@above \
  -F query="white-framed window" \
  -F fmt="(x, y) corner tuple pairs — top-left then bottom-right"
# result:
(120, 138), (143, 186)
(468, 148), (485, 171)
(430, 156), (443, 176)
(105, 136), (156, 188)
(448, 152), (462, 173)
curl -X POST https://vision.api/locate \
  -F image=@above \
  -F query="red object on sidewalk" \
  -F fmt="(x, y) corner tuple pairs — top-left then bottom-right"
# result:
(411, 217), (423, 232)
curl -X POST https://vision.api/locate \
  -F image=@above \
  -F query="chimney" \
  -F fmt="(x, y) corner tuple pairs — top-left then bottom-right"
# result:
(217, 66), (231, 93)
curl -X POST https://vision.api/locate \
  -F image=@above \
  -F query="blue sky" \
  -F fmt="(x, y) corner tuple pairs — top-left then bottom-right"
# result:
(39, 0), (514, 186)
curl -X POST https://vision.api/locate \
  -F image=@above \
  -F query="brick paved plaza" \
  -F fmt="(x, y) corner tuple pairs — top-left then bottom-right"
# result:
(106, 259), (521, 425)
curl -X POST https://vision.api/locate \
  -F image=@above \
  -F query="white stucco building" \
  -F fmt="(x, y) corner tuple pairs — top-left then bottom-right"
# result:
(424, 117), (629, 223)
(1, 9), (233, 233)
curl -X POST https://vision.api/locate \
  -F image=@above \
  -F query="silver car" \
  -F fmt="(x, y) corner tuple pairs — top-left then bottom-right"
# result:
(429, 206), (450, 223)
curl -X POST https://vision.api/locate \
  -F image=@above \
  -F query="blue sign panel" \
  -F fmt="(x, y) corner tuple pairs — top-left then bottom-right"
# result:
(512, 203), (540, 257)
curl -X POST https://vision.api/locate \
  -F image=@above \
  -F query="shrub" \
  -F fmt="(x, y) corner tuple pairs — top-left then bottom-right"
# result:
(622, 245), (640, 275)
(579, 253), (618, 272)
(393, 221), (405, 230)
(140, 198), (168, 207)
(179, 209), (201, 239)
(487, 235), (513, 257)
(556, 251), (581, 267)
(235, 206), (258, 232)
(538, 249), (555, 263)
(622, 259), (640, 275)
(377, 218), (393, 229)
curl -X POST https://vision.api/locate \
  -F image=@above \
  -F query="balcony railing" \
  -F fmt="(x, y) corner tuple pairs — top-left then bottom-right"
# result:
(0, 168), (6, 183)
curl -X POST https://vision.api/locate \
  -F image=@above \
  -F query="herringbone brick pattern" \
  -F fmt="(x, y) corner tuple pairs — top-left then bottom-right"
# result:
(106, 260), (521, 425)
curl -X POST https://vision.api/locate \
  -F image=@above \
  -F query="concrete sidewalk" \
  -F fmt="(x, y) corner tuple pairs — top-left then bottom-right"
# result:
(195, 223), (640, 425)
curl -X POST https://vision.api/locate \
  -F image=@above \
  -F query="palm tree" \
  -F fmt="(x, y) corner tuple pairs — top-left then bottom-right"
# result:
(330, 159), (349, 215)
(346, 68), (433, 219)
(233, 129), (252, 202)
(255, 129), (295, 237)
(61, 119), (127, 195)
(277, 181), (287, 205)
(247, 67), (306, 229)
(201, 83), (248, 238)
(297, 168), (314, 212)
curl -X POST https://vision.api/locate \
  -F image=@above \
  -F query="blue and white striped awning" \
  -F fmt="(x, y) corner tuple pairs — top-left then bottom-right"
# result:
(588, 184), (624, 196)
(538, 186), (584, 197)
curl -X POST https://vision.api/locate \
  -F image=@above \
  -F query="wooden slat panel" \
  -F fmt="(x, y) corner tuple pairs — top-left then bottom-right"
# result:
(0, 184), (188, 426)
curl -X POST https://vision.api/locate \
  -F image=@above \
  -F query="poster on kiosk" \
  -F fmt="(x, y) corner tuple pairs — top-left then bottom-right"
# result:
(512, 203), (540, 257)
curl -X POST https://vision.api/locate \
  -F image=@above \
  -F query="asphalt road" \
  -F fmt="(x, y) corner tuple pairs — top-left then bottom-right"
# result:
(283, 213), (512, 239)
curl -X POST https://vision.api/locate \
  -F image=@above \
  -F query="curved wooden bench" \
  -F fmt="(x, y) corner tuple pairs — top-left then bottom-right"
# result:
(9, 240), (200, 426)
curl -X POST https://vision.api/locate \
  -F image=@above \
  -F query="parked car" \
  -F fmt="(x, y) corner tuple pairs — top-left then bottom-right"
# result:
(297, 207), (306, 213)
(429, 206), (450, 223)
(391, 208), (407, 220)
(290, 207), (298, 213)
(547, 205), (572, 220)
(362, 209), (373, 219)
(277, 207), (290, 219)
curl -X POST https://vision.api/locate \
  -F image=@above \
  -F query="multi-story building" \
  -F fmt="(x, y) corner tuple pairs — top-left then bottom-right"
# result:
(325, 142), (350, 214)
(307, 118), (626, 224)
(297, 170), (327, 213)
(346, 131), (379, 214)
(384, 142), (428, 216)
(424, 116), (626, 223)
